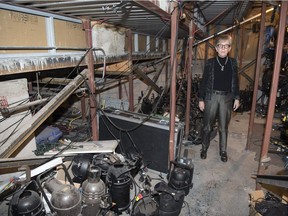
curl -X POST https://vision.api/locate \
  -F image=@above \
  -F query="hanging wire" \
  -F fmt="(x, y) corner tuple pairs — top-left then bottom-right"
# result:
(35, 72), (42, 100)
(0, 4), (182, 156)
(0, 49), (92, 148)
(91, 3), (182, 153)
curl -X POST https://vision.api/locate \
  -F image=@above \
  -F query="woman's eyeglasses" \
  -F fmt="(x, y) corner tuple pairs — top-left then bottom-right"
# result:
(216, 44), (231, 49)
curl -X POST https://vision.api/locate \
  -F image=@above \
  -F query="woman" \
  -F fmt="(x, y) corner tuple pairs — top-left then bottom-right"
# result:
(198, 34), (240, 162)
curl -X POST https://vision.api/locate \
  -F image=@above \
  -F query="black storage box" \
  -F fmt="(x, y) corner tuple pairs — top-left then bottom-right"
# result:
(98, 108), (184, 173)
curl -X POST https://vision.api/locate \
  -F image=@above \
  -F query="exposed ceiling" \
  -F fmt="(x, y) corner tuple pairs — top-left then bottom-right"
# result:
(194, 1), (252, 26)
(1, 0), (265, 39)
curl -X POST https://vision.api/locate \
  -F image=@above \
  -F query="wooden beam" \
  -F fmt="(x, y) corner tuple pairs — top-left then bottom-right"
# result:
(0, 69), (88, 158)
(134, 67), (162, 94)
(98, 60), (130, 74)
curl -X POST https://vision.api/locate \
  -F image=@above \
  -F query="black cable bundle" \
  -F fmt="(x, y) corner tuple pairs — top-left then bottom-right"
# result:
(254, 192), (288, 216)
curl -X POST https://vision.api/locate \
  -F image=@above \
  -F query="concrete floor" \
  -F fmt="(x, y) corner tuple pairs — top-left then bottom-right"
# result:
(177, 112), (286, 216)
(1, 112), (285, 216)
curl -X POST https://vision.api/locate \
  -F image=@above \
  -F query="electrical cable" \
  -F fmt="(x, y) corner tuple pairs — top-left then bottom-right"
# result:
(1, 5), (181, 163)
(0, 49), (92, 147)
(182, 200), (190, 212)
(0, 110), (32, 147)
(96, 23), (179, 130)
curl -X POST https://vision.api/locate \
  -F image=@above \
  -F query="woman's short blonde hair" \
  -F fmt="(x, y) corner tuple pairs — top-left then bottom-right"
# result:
(215, 34), (232, 45)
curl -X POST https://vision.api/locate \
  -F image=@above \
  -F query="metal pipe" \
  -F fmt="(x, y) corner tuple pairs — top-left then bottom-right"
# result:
(246, 2), (266, 152)
(149, 55), (171, 66)
(257, 1), (288, 181)
(193, 7), (274, 46)
(0, 98), (49, 117)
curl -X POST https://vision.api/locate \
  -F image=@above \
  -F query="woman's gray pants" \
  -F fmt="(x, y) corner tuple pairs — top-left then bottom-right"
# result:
(202, 92), (233, 153)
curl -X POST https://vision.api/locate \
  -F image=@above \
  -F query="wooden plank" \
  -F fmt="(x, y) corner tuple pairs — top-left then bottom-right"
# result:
(99, 60), (130, 74)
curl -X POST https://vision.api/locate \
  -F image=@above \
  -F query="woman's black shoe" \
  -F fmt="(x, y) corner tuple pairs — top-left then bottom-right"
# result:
(220, 151), (228, 162)
(200, 149), (207, 159)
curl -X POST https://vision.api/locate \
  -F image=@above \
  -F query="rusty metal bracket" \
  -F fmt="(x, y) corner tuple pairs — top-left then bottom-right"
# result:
(15, 165), (31, 185)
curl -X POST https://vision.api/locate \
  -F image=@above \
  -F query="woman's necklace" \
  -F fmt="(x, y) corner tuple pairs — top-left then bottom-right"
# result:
(216, 56), (228, 71)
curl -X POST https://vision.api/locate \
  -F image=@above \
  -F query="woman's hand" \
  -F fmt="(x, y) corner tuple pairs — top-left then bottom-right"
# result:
(199, 101), (205, 111)
(233, 99), (240, 111)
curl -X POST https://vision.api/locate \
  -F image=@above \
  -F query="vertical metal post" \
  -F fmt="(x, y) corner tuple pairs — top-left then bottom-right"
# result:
(256, 1), (288, 188)
(169, 2), (178, 162)
(246, 3), (266, 150)
(83, 19), (98, 140)
(127, 29), (134, 111)
(118, 80), (122, 99)
(184, 21), (195, 139)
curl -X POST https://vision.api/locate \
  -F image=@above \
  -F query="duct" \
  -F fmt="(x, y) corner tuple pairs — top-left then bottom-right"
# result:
(0, 69), (88, 158)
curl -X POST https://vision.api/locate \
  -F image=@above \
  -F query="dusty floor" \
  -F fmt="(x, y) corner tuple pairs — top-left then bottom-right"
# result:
(0, 112), (285, 216)
(176, 111), (285, 216)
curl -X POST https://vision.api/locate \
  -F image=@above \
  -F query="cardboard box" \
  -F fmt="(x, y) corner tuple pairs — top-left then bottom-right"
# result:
(249, 190), (265, 216)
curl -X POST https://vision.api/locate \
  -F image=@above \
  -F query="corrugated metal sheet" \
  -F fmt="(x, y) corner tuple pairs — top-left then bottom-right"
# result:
(195, 1), (251, 26)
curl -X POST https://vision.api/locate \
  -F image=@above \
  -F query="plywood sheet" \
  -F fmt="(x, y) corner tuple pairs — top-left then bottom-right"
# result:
(54, 19), (86, 50)
(0, 9), (47, 54)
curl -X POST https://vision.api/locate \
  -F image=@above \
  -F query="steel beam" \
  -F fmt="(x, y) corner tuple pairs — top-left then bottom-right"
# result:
(257, 1), (288, 180)
(246, 3), (266, 151)
(256, 174), (288, 188)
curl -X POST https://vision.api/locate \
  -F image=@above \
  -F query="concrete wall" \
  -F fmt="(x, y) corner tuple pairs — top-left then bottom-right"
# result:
(0, 78), (36, 158)
(92, 23), (126, 56)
